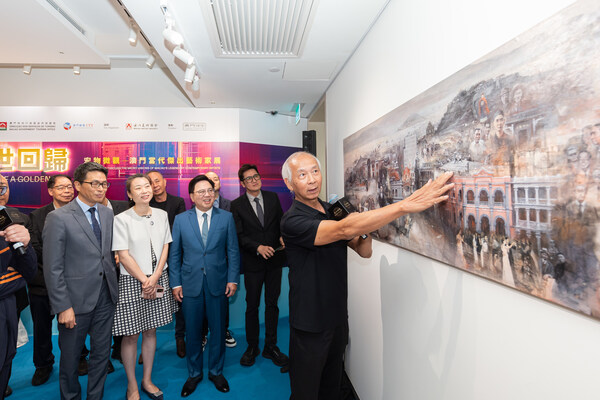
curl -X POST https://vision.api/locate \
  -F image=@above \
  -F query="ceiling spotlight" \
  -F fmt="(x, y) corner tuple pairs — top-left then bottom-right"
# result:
(162, 28), (183, 47)
(145, 53), (156, 69)
(73, 66), (80, 75)
(173, 46), (194, 66)
(129, 26), (138, 46)
(192, 75), (200, 92)
(184, 64), (196, 83)
(23, 65), (32, 75)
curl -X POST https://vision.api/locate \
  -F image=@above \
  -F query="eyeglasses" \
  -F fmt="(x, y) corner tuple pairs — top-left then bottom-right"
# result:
(52, 185), (74, 192)
(0, 186), (7, 196)
(194, 188), (214, 196)
(82, 181), (110, 189)
(242, 174), (261, 183)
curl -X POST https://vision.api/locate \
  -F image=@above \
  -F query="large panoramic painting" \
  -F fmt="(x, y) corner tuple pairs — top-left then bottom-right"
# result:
(343, 0), (600, 318)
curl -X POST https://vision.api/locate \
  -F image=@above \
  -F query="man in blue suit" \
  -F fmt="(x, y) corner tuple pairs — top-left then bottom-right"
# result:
(169, 175), (240, 397)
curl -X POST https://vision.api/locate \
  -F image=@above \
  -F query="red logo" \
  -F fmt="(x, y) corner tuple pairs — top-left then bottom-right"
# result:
(0, 122), (7, 131)
(125, 123), (132, 130)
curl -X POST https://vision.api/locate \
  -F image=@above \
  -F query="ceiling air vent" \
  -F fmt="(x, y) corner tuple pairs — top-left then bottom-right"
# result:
(207, 0), (317, 58)
(45, 0), (86, 36)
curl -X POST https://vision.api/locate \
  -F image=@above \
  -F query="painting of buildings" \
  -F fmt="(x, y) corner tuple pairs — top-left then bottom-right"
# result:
(343, 0), (600, 318)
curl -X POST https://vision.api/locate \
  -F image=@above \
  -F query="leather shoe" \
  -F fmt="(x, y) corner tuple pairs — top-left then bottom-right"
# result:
(262, 345), (289, 367)
(78, 356), (88, 376)
(240, 346), (260, 366)
(141, 385), (164, 400)
(4, 385), (12, 397)
(176, 337), (186, 358)
(31, 365), (53, 386)
(107, 360), (115, 374)
(208, 374), (230, 393)
(181, 375), (203, 397)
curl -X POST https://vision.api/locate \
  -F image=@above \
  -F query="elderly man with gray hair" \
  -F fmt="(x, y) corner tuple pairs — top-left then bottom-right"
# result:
(279, 151), (453, 400)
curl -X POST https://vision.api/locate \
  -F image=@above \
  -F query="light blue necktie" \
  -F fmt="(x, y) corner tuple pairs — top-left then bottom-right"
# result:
(201, 213), (208, 246)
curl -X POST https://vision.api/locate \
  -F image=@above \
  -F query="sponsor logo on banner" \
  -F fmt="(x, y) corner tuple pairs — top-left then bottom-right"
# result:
(64, 122), (93, 130)
(0, 122), (7, 131)
(183, 122), (207, 131)
(125, 123), (159, 131)
(4, 121), (56, 131)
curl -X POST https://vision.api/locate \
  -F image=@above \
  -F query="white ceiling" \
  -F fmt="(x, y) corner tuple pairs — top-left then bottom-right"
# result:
(0, 0), (389, 118)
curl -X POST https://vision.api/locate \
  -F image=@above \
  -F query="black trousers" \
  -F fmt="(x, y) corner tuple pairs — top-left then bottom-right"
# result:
(289, 322), (348, 400)
(0, 296), (17, 400)
(244, 267), (282, 348)
(28, 293), (56, 369)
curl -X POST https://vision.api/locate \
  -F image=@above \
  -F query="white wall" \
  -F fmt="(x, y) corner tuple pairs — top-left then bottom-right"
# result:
(326, 0), (600, 399)
(238, 108), (305, 147)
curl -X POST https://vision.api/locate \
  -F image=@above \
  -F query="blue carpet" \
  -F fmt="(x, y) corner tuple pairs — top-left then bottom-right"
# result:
(8, 318), (291, 399)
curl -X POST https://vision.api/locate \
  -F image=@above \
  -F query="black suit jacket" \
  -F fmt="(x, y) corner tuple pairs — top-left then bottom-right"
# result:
(4, 206), (33, 312)
(28, 202), (55, 296)
(150, 193), (186, 230)
(108, 199), (130, 216)
(231, 190), (286, 273)
(218, 195), (231, 212)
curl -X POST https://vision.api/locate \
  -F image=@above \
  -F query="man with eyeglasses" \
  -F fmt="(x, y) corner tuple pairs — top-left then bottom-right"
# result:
(169, 175), (240, 397)
(43, 162), (119, 400)
(27, 175), (77, 386)
(0, 174), (35, 399)
(231, 164), (288, 368)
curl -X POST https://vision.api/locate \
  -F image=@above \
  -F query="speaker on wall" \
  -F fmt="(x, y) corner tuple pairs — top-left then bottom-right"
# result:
(302, 130), (316, 155)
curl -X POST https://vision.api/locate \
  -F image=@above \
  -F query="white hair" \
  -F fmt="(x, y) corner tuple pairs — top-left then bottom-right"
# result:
(281, 151), (321, 181)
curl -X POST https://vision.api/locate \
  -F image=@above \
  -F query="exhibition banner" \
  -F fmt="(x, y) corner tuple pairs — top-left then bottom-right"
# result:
(0, 141), (298, 213)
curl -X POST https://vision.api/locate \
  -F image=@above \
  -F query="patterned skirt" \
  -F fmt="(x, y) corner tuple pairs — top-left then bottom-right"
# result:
(112, 268), (179, 336)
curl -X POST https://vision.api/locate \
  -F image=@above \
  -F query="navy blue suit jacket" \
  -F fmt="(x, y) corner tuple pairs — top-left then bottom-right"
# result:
(169, 207), (240, 297)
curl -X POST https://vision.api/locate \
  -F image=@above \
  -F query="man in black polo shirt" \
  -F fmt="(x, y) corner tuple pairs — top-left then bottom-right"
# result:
(280, 152), (453, 400)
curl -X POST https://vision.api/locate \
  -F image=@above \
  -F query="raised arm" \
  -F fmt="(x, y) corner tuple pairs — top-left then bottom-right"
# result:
(314, 171), (454, 246)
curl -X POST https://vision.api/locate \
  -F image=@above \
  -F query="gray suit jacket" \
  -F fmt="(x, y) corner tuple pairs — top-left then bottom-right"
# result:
(42, 200), (118, 315)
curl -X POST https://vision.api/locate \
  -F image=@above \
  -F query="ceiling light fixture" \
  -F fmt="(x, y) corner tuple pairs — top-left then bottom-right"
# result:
(23, 65), (32, 75)
(173, 46), (194, 66)
(192, 75), (200, 92)
(145, 53), (156, 69)
(129, 25), (138, 46)
(73, 66), (80, 75)
(184, 64), (196, 83)
(162, 27), (183, 47)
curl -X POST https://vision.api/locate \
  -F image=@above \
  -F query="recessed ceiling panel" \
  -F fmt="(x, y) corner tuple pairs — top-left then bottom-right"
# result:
(205, 0), (318, 58)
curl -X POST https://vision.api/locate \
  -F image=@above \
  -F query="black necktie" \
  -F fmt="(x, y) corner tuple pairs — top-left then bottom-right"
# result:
(254, 198), (264, 226)
(88, 207), (102, 245)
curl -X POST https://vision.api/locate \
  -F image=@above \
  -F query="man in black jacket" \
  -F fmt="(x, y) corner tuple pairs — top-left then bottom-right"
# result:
(0, 174), (36, 397)
(147, 170), (187, 358)
(0, 177), (37, 399)
(28, 175), (75, 386)
(231, 164), (288, 367)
